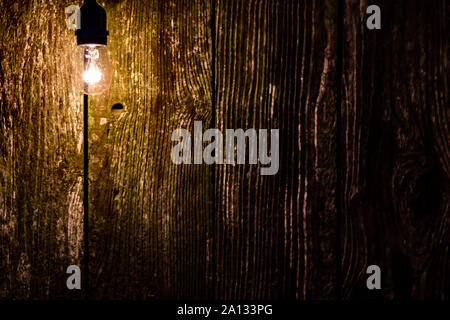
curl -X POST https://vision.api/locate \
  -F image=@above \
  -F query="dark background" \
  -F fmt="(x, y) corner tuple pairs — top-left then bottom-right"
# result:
(0, 0), (448, 299)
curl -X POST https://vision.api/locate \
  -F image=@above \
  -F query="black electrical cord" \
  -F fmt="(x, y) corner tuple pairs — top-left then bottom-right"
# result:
(83, 93), (89, 300)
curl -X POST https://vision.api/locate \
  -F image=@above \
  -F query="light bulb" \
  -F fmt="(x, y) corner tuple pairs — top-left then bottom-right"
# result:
(80, 44), (112, 95)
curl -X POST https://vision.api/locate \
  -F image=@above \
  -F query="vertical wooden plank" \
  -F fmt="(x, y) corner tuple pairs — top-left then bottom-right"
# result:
(342, 0), (449, 299)
(215, 0), (338, 299)
(0, 0), (84, 299)
(88, 0), (212, 299)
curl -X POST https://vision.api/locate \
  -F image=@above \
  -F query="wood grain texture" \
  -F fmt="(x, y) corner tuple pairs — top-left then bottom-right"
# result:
(0, 0), (448, 300)
(0, 0), (84, 299)
(87, 0), (212, 299)
(214, 0), (337, 299)
(341, 0), (449, 299)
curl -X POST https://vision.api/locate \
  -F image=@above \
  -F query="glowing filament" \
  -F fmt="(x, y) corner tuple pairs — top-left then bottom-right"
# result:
(83, 65), (102, 85)
(83, 47), (102, 85)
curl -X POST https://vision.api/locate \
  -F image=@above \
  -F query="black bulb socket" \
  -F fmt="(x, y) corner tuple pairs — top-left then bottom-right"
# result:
(75, 0), (109, 46)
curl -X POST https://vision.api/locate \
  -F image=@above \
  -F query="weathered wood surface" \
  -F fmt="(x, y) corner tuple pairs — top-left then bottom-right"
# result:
(88, 0), (212, 299)
(341, 0), (449, 299)
(214, 0), (337, 299)
(0, 0), (84, 299)
(0, 0), (448, 300)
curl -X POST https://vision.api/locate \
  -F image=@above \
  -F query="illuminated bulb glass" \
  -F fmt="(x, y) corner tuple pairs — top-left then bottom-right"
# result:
(80, 44), (112, 95)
